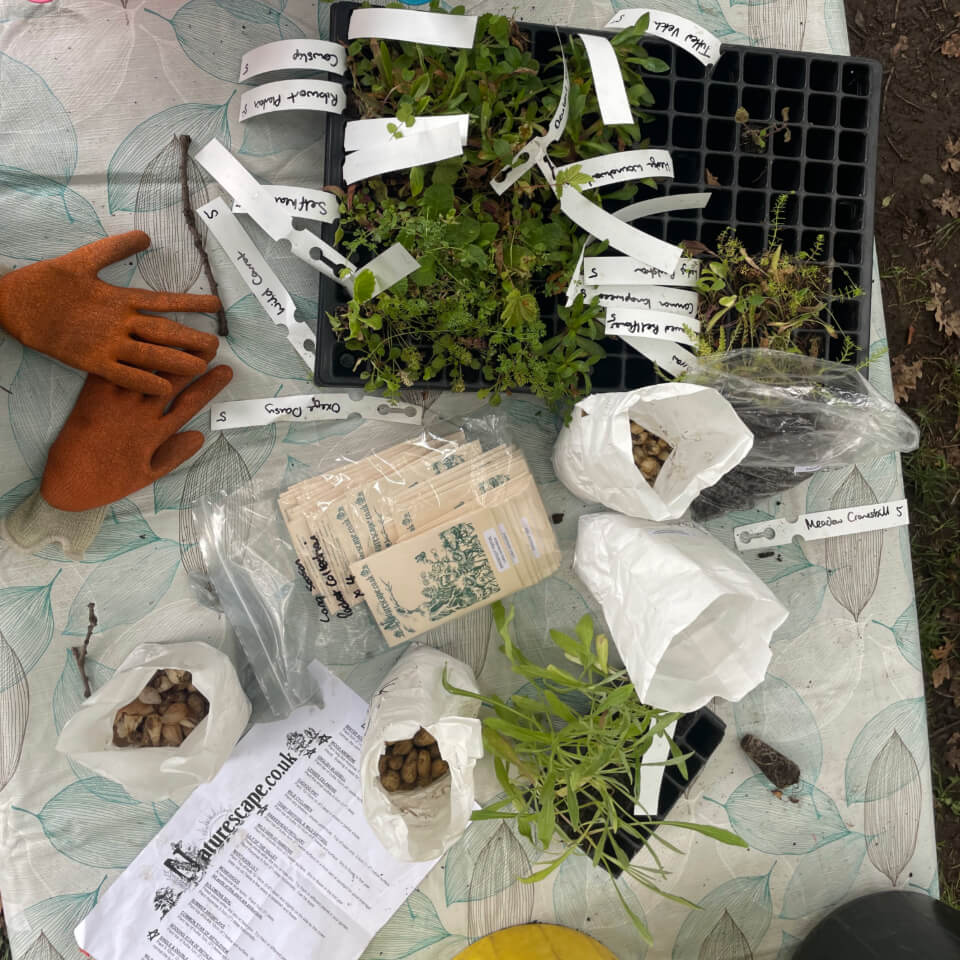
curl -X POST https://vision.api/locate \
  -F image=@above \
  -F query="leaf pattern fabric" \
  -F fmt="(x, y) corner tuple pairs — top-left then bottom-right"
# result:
(0, 3), (935, 960)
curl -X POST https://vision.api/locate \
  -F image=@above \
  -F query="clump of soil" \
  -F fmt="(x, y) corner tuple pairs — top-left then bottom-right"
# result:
(112, 669), (209, 748)
(378, 727), (448, 792)
(630, 422), (672, 483)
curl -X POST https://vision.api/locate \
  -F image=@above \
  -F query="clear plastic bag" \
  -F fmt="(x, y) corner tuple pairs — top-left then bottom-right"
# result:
(193, 413), (561, 717)
(684, 349), (920, 519)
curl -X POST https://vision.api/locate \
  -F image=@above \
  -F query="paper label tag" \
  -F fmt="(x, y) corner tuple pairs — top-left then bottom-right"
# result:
(344, 114), (470, 152)
(620, 336), (693, 375)
(491, 42), (569, 194)
(233, 185), (339, 224)
(342, 122), (464, 185)
(734, 499), (910, 550)
(498, 522), (519, 565)
(605, 9), (722, 67)
(211, 394), (424, 430)
(240, 39), (348, 80)
(587, 284), (699, 318)
(239, 79), (346, 121)
(362, 244), (421, 297)
(557, 150), (673, 189)
(484, 528), (511, 572)
(520, 517), (540, 558)
(197, 197), (313, 371)
(578, 33), (633, 127)
(584, 256), (701, 286)
(348, 8), (479, 48)
(606, 308), (696, 345)
(560, 187), (682, 275)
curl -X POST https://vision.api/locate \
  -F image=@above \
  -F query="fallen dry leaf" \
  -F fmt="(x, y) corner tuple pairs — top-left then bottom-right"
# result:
(891, 355), (925, 404)
(932, 639), (955, 661)
(932, 188), (960, 218)
(892, 34), (909, 57)
(705, 168), (720, 186)
(942, 32), (960, 58)
(943, 135), (960, 174)
(926, 280), (960, 340)
(933, 660), (952, 688)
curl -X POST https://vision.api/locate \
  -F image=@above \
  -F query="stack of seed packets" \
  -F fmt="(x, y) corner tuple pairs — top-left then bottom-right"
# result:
(280, 435), (560, 644)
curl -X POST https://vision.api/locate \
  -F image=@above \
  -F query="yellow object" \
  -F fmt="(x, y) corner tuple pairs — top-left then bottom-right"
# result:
(452, 924), (620, 960)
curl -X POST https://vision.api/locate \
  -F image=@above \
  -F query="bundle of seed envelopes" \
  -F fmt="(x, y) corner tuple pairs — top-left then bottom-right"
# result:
(280, 434), (561, 643)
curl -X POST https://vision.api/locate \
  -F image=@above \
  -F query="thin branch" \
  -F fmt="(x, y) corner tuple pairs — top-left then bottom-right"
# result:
(885, 134), (907, 162)
(178, 134), (229, 337)
(72, 602), (97, 699)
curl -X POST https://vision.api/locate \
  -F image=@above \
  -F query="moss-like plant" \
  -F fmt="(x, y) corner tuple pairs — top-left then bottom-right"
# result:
(690, 194), (865, 357)
(330, 5), (670, 411)
(443, 602), (746, 944)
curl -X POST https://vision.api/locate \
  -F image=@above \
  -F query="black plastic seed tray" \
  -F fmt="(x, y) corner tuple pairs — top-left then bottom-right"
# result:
(564, 705), (727, 878)
(315, 2), (881, 391)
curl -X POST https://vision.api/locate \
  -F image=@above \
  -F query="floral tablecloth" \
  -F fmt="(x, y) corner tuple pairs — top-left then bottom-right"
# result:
(0, 2), (935, 959)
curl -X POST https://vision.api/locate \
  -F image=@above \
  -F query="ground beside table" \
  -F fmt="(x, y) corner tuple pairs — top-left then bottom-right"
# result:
(0, 2), (935, 960)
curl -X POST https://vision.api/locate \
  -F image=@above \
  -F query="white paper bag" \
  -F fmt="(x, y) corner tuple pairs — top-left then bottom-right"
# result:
(574, 514), (788, 712)
(56, 641), (251, 802)
(553, 383), (753, 521)
(360, 644), (483, 861)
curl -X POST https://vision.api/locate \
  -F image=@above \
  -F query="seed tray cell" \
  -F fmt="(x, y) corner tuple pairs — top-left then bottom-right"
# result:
(315, 3), (881, 390)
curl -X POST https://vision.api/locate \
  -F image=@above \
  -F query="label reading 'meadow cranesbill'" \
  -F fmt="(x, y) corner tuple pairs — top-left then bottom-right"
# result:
(734, 499), (910, 551)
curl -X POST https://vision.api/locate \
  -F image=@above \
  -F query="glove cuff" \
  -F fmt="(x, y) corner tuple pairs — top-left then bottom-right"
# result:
(3, 489), (106, 559)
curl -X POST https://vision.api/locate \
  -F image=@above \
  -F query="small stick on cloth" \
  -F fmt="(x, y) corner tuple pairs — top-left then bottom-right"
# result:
(740, 733), (800, 789)
(178, 134), (229, 337)
(72, 601), (97, 699)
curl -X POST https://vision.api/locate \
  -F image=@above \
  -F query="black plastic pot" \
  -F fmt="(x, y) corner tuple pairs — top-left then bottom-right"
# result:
(315, 3), (881, 392)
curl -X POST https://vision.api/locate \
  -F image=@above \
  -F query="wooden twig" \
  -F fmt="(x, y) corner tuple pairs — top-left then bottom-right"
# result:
(178, 134), (229, 337)
(881, 66), (895, 117)
(892, 89), (926, 111)
(885, 134), (907, 162)
(72, 602), (97, 699)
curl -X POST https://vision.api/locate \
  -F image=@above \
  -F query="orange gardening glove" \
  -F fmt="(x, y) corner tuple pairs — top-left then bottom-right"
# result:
(0, 230), (221, 397)
(41, 361), (234, 513)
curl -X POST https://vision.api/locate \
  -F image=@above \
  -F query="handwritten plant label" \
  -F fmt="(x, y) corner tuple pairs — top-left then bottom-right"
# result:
(605, 308), (697, 345)
(491, 43), (569, 194)
(620, 335), (693, 376)
(197, 197), (312, 372)
(734, 500), (910, 551)
(605, 9), (722, 67)
(239, 39), (348, 81)
(239, 79), (346, 121)
(584, 256), (701, 286)
(344, 114), (470, 152)
(578, 33), (632, 126)
(588, 284), (700, 318)
(211, 394), (423, 431)
(556, 150), (673, 189)
(342, 121), (463, 185)
(348, 7), (479, 48)
(233, 185), (339, 225)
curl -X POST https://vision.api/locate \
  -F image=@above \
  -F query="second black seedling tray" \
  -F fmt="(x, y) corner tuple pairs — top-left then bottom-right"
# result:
(315, 4), (881, 391)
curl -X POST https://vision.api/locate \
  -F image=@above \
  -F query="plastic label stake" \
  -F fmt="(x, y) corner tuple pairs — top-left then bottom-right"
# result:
(734, 499), (910, 551)
(211, 394), (423, 430)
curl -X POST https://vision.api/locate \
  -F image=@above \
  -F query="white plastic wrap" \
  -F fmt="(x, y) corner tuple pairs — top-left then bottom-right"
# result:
(574, 514), (788, 712)
(56, 641), (251, 802)
(359, 645), (483, 861)
(552, 383), (754, 521)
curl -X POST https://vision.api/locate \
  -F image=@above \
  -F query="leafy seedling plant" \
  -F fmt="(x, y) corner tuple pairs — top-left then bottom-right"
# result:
(332, 6), (670, 413)
(735, 105), (792, 151)
(442, 602), (746, 944)
(690, 194), (865, 358)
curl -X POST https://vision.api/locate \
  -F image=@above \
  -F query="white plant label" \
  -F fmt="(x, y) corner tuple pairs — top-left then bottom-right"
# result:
(584, 256), (701, 286)
(239, 39), (348, 81)
(344, 114), (470, 151)
(586, 284), (699, 318)
(239, 79), (346, 121)
(734, 500), (911, 551)
(605, 308), (696, 345)
(578, 33), (633, 126)
(348, 7), (479, 48)
(556, 149), (673, 189)
(197, 197), (313, 372)
(635, 718), (677, 814)
(362, 243), (422, 297)
(342, 121), (463, 185)
(605, 8), (722, 67)
(233, 185), (339, 225)
(211, 394), (423, 430)
(620, 336), (694, 376)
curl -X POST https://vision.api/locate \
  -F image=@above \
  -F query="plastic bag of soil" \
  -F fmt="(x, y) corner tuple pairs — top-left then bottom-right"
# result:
(684, 349), (920, 519)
